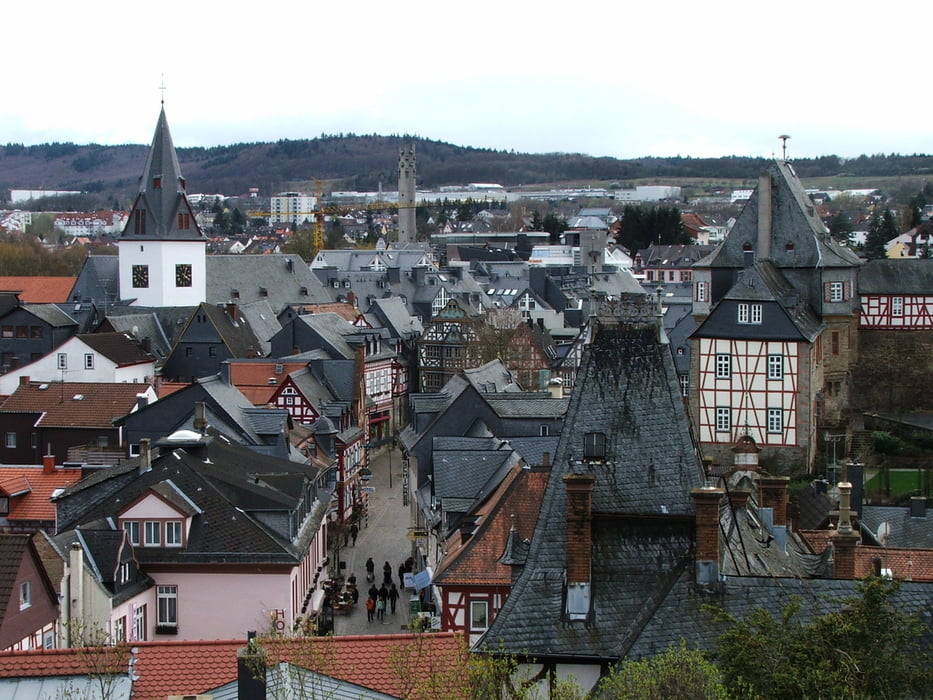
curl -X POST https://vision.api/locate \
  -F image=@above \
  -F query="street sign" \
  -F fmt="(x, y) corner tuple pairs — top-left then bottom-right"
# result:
(361, 486), (376, 493)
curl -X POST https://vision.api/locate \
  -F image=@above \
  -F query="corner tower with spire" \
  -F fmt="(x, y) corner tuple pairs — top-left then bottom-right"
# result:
(118, 106), (207, 307)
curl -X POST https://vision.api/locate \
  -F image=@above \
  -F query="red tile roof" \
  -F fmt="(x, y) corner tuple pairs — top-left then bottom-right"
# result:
(0, 277), (76, 303)
(227, 359), (308, 404)
(0, 382), (151, 428)
(0, 466), (82, 521)
(0, 633), (469, 700)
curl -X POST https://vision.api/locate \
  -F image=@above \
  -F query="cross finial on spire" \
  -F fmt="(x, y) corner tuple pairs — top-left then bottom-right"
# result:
(778, 134), (790, 162)
(159, 74), (167, 106)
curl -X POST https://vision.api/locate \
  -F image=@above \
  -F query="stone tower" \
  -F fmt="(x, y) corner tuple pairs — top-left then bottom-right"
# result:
(397, 144), (416, 245)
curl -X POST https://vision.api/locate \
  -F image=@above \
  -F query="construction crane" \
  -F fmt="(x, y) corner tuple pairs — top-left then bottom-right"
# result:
(312, 180), (326, 253)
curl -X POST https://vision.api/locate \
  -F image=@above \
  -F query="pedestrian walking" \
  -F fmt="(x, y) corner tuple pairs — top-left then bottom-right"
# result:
(365, 557), (375, 582)
(365, 596), (375, 622)
(398, 561), (406, 588)
(383, 561), (392, 586)
(376, 595), (386, 621)
(350, 522), (359, 546)
(388, 583), (399, 614)
(368, 584), (379, 602)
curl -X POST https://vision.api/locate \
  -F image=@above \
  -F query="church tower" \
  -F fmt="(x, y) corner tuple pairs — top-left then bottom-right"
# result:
(118, 106), (207, 307)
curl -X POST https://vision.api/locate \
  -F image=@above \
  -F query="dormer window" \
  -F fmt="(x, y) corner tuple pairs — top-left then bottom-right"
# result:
(583, 432), (606, 460)
(144, 521), (161, 546)
(152, 177), (162, 189)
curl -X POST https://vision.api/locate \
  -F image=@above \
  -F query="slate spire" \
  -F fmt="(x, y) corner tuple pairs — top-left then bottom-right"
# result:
(121, 106), (204, 242)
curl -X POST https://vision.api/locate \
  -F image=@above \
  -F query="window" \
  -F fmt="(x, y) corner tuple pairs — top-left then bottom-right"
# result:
(751, 304), (762, 324)
(767, 354), (783, 379)
(696, 281), (708, 303)
(738, 303), (762, 324)
(539, 425), (550, 437)
(157, 585), (178, 629)
(829, 282), (844, 302)
(19, 581), (31, 610)
(830, 331), (841, 356)
(134, 210), (146, 236)
(470, 600), (488, 631)
(583, 432), (606, 460)
(767, 408), (783, 433)
(679, 373), (689, 397)
(165, 521), (182, 547)
(681, 271), (692, 282)
(177, 213), (190, 229)
(185, 347), (193, 357)
(30, 326), (42, 339)
(5, 432), (15, 449)
(124, 520), (140, 546)
(715, 353), (731, 379)
(144, 521), (161, 546)
(0, 496), (8, 515)
(133, 605), (146, 641)
(715, 407), (731, 432)
(113, 616), (126, 643)
(208, 346), (217, 357)
(119, 562), (131, 585)
(15, 325), (27, 338)
(57, 353), (68, 370)
(0, 326), (11, 338)
(738, 303), (749, 323)
(84, 353), (94, 370)
(892, 296), (904, 316)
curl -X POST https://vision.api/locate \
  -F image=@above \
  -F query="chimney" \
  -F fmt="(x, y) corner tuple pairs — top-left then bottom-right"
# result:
(831, 477), (860, 579)
(193, 402), (208, 433)
(226, 301), (239, 321)
(691, 486), (725, 585)
(139, 438), (151, 475)
(563, 472), (595, 621)
(910, 496), (926, 518)
(542, 451), (551, 468)
(563, 473), (595, 585)
(727, 488), (751, 510)
(347, 290), (356, 307)
(135, 394), (148, 412)
(42, 454), (56, 475)
(758, 476), (789, 551)
(19, 375), (30, 386)
(756, 171), (772, 260)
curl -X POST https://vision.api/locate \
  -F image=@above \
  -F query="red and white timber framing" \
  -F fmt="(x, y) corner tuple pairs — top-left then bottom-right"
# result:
(859, 294), (933, 330)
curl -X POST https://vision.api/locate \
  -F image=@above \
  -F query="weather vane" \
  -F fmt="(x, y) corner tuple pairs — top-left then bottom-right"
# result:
(778, 134), (790, 161)
(159, 74), (167, 105)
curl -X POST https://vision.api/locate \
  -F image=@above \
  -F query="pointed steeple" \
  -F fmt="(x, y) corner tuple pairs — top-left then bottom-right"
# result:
(121, 107), (204, 242)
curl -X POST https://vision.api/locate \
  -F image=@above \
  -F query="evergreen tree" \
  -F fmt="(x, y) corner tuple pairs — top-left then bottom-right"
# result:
(827, 211), (854, 245)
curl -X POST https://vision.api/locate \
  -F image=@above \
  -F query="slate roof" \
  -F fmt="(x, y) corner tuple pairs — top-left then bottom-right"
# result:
(482, 311), (705, 659)
(0, 381), (152, 428)
(0, 277), (75, 303)
(0, 466), (82, 522)
(79, 331), (155, 366)
(485, 393), (569, 419)
(56, 428), (325, 565)
(859, 505), (933, 548)
(69, 254), (121, 309)
(461, 359), (521, 393)
(0, 534), (30, 621)
(195, 303), (264, 358)
(206, 254), (331, 313)
(695, 159), (861, 269)
(102, 306), (194, 360)
(858, 258), (933, 294)
(20, 303), (77, 328)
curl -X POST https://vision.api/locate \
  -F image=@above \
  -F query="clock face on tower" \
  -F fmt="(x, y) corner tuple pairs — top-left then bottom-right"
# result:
(132, 265), (149, 288)
(175, 263), (192, 288)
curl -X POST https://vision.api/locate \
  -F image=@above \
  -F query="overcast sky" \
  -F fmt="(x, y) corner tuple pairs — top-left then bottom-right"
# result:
(5, 0), (927, 161)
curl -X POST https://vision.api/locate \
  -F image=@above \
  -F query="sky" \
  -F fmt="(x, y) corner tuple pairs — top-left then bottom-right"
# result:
(4, 0), (928, 161)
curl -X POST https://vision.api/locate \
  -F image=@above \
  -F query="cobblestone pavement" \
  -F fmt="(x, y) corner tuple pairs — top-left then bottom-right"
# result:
(332, 447), (417, 636)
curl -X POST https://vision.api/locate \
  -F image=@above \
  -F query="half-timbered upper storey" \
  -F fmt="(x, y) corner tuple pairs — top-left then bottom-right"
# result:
(859, 259), (933, 330)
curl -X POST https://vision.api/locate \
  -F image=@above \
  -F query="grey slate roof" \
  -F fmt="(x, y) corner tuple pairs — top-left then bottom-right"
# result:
(206, 255), (331, 313)
(859, 505), (933, 548)
(21, 303), (77, 327)
(695, 159), (861, 269)
(858, 258), (933, 294)
(482, 311), (705, 659)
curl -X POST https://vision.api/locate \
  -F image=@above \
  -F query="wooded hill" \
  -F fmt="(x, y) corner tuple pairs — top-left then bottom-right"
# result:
(2, 134), (932, 206)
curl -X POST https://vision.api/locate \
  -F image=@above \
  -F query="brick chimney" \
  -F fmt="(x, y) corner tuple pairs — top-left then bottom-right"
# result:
(19, 375), (30, 386)
(139, 438), (151, 475)
(226, 301), (239, 322)
(759, 476), (789, 551)
(564, 473), (596, 586)
(831, 478), (860, 579)
(691, 486), (725, 585)
(42, 454), (56, 475)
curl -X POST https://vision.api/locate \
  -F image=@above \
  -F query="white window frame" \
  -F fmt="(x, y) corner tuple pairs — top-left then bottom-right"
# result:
(679, 373), (689, 397)
(113, 616), (126, 643)
(19, 581), (31, 610)
(470, 600), (488, 631)
(165, 521), (183, 547)
(767, 408), (783, 434)
(5, 432), (15, 449)
(696, 281), (708, 303)
(891, 296), (904, 316)
(715, 353), (731, 379)
(57, 353), (67, 370)
(157, 585), (178, 628)
(750, 304), (762, 324)
(829, 281), (844, 302)
(124, 520), (140, 546)
(767, 354), (783, 380)
(133, 605), (146, 641)
(737, 303), (749, 324)
(84, 353), (94, 370)
(715, 407), (731, 432)
(144, 521), (161, 547)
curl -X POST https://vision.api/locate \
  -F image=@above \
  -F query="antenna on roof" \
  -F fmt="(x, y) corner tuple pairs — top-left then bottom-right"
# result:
(778, 134), (790, 162)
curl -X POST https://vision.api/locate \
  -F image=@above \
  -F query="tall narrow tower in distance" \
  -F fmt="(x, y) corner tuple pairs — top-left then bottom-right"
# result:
(397, 144), (416, 245)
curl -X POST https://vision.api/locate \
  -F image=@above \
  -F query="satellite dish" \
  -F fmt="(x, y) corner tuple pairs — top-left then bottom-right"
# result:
(877, 521), (891, 546)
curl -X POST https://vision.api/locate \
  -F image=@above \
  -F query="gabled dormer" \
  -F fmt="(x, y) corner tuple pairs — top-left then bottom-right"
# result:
(117, 479), (201, 549)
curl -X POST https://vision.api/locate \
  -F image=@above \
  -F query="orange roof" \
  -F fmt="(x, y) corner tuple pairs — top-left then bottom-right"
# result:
(227, 359), (308, 404)
(0, 467), (82, 521)
(156, 381), (190, 399)
(0, 277), (76, 303)
(0, 633), (468, 700)
(0, 382), (151, 427)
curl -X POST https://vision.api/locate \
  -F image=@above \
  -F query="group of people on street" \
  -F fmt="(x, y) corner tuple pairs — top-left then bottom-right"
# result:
(364, 579), (400, 622)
